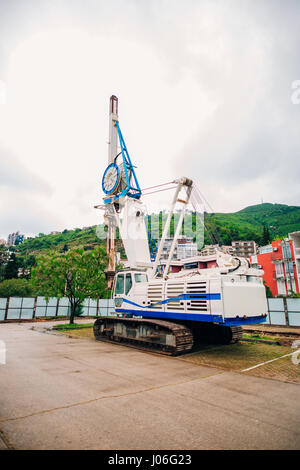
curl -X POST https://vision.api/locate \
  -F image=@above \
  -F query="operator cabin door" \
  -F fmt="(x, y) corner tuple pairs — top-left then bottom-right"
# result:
(114, 272), (134, 313)
(114, 273), (125, 310)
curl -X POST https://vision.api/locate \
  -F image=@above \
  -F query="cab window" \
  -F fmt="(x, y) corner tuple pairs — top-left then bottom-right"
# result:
(134, 273), (148, 283)
(115, 274), (124, 294)
(125, 273), (132, 295)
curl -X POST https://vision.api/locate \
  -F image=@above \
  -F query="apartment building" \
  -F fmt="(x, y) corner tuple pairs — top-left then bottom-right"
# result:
(231, 240), (257, 258)
(199, 244), (235, 256)
(158, 236), (198, 261)
(250, 237), (299, 296)
(7, 232), (24, 246)
(289, 231), (300, 293)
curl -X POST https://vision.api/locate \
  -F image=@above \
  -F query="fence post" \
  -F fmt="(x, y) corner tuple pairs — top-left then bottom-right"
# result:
(19, 297), (24, 320)
(96, 298), (99, 317)
(56, 297), (59, 317)
(267, 298), (271, 325)
(283, 297), (289, 326)
(33, 297), (37, 319)
(4, 297), (9, 321)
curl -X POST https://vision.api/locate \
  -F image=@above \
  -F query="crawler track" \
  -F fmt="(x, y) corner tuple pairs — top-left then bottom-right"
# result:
(94, 317), (243, 355)
(227, 325), (243, 343)
(93, 317), (194, 356)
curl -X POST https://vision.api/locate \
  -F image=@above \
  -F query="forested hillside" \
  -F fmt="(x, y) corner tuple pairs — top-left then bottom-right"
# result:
(12, 202), (300, 257)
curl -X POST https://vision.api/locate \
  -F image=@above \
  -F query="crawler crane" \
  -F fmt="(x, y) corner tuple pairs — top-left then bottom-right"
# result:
(94, 96), (268, 355)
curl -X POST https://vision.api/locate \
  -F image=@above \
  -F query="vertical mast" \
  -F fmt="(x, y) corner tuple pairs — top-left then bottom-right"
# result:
(108, 95), (118, 164)
(105, 95), (119, 289)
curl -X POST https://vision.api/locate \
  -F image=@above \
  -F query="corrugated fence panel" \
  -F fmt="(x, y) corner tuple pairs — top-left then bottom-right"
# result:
(108, 299), (116, 316)
(267, 298), (284, 311)
(57, 297), (70, 317)
(22, 298), (35, 308)
(1, 296), (299, 325)
(46, 297), (58, 316)
(36, 296), (47, 317)
(21, 309), (34, 319)
(287, 298), (300, 326)
(82, 298), (90, 316)
(267, 298), (286, 325)
(268, 311), (286, 325)
(7, 297), (22, 319)
(0, 298), (7, 320)
(99, 299), (109, 316)
(88, 298), (97, 316)
(20, 298), (35, 319)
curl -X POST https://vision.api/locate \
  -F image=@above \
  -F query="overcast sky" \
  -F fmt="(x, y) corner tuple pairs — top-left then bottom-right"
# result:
(0, 0), (299, 239)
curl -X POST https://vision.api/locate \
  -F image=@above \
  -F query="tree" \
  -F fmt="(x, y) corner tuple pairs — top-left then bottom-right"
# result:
(31, 246), (107, 324)
(159, 211), (163, 238)
(263, 281), (273, 298)
(0, 278), (36, 297)
(0, 246), (10, 281)
(261, 225), (271, 245)
(4, 253), (19, 280)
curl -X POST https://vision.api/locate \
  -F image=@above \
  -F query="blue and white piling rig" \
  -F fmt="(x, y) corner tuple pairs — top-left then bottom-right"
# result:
(94, 96), (267, 355)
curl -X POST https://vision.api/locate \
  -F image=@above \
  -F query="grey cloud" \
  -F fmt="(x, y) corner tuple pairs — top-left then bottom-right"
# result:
(0, 191), (61, 238)
(0, 0), (299, 231)
(168, 0), (300, 208)
(0, 145), (53, 195)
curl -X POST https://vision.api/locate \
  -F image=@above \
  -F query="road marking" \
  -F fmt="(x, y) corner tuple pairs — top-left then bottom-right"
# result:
(241, 349), (300, 372)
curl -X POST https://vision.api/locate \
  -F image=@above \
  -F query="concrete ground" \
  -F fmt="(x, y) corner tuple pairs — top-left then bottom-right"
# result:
(0, 321), (299, 450)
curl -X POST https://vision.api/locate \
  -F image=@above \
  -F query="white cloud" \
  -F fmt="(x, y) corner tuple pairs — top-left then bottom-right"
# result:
(0, 0), (299, 238)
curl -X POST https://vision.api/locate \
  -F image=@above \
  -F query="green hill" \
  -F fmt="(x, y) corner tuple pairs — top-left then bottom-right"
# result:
(206, 203), (300, 245)
(13, 202), (300, 259)
(15, 226), (103, 256)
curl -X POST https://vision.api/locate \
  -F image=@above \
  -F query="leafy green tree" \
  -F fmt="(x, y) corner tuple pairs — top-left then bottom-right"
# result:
(0, 278), (36, 297)
(31, 246), (107, 324)
(263, 281), (273, 298)
(0, 246), (10, 281)
(261, 225), (271, 245)
(159, 211), (163, 238)
(4, 253), (19, 280)
(170, 213), (175, 238)
(17, 254), (36, 279)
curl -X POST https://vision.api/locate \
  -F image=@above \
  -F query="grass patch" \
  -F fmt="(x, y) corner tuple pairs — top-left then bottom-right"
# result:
(53, 323), (94, 330)
(180, 342), (300, 384)
(60, 327), (95, 339)
(243, 333), (278, 341)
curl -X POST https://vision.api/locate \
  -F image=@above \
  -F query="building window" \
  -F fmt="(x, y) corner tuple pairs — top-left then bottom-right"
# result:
(282, 245), (291, 259)
(284, 261), (294, 274)
(184, 262), (198, 270)
(115, 274), (125, 294)
(125, 273), (132, 295)
(275, 263), (284, 276)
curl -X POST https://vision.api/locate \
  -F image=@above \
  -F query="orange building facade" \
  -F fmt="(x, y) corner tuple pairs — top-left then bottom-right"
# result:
(250, 239), (300, 297)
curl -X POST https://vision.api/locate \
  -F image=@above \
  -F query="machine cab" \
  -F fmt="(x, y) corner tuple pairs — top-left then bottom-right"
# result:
(113, 270), (148, 312)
